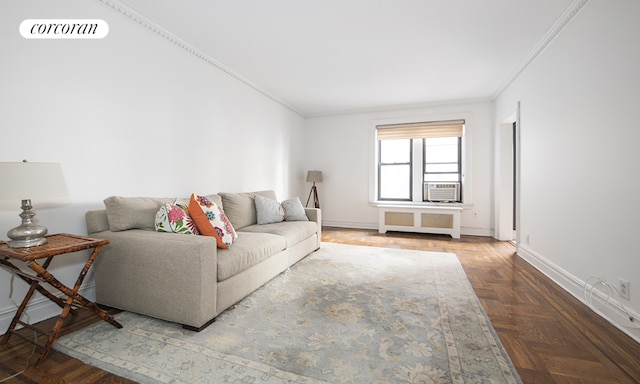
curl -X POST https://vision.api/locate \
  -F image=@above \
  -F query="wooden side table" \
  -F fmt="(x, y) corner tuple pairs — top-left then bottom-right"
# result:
(0, 233), (122, 363)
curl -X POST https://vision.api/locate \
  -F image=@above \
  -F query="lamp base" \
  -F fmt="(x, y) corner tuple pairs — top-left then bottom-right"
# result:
(6, 199), (49, 248)
(7, 236), (48, 248)
(306, 184), (320, 209)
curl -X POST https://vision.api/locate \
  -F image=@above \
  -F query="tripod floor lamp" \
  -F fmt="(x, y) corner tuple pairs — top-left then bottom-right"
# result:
(305, 170), (323, 208)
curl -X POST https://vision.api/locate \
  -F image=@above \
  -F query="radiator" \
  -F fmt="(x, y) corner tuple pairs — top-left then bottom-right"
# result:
(378, 205), (462, 238)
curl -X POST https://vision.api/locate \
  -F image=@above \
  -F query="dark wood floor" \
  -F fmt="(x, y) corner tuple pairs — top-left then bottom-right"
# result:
(323, 228), (640, 384)
(1, 227), (639, 383)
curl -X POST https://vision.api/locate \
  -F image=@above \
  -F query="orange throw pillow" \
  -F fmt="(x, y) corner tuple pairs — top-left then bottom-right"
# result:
(189, 194), (237, 248)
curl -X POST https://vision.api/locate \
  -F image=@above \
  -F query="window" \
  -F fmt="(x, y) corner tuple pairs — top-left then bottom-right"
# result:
(376, 120), (464, 202)
(378, 139), (412, 200)
(423, 137), (461, 183)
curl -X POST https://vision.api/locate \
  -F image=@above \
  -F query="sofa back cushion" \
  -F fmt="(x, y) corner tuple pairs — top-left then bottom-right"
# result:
(104, 196), (174, 231)
(218, 190), (277, 230)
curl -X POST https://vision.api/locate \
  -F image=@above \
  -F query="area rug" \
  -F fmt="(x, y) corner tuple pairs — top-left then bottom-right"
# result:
(55, 242), (521, 384)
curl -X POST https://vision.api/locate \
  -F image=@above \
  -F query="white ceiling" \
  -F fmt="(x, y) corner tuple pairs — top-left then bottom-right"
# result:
(116, 0), (576, 116)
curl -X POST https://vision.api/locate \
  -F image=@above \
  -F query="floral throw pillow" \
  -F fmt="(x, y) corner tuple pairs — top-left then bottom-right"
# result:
(155, 200), (199, 235)
(189, 194), (238, 249)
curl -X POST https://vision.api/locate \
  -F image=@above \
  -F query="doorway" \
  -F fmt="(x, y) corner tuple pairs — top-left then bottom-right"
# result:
(512, 121), (517, 239)
(495, 104), (520, 243)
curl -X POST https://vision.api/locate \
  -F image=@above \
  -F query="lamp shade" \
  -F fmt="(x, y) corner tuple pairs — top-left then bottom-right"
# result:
(0, 162), (68, 204)
(306, 170), (323, 183)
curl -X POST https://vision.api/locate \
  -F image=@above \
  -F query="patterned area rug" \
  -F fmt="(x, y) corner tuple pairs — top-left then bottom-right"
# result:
(55, 242), (521, 384)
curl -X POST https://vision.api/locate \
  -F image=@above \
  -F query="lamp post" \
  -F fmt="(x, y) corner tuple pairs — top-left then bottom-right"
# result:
(305, 170), (323, 209)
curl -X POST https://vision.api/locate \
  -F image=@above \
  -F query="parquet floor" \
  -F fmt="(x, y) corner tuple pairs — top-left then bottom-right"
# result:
(1, 227), (639, 383)
(322, 228), (640, 383)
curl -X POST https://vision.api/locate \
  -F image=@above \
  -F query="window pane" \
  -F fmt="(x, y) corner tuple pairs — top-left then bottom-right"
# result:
(426, 137), (458, 146)
(380, 139), (410, 163)
(424, 163), (459, 173)
(425, 145), (458, 163)
(424, 136), (461, 186)
(425, 137), (458, 163)
(380, 164), (410, 199)
(424, 173), (459, 182)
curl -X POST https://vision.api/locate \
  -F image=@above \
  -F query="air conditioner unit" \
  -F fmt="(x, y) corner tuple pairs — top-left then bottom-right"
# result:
(425, 183), (460, 202)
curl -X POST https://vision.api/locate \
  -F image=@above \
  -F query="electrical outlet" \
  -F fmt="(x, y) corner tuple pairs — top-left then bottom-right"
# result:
(618, 278), (630, 301)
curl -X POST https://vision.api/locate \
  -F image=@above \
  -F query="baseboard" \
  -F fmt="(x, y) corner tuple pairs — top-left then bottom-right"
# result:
(517, 245), (640, 344)
(460, 226), (494, 237)
(1, 284), (96, 335)
(323, 221), (493, 238)
(322, 220), (378, 230)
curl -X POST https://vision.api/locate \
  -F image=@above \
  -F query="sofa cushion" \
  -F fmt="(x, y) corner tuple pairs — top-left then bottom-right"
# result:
(239, 221), (318, 248)
(154, 200), (199, 235)
(104, 196), (173, 231)
(189, 194), (238, 249)
(255, 195), (309, 224)
(218, 191), (277, 230)
(216, 232), (286, 281)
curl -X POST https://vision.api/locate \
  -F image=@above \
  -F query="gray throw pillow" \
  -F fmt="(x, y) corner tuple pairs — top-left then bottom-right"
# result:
(255, 195), (308, 225)
(255, 195), (284, 224)
(281, 197), (308, 222)
(219, 191), (277, 229)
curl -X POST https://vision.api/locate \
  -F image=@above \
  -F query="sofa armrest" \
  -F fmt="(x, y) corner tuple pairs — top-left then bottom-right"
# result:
(86, 209), (110, 234)
(305, 207), (320, 224)
(305, 208), (321, 248)
(91, 229), (219, 328)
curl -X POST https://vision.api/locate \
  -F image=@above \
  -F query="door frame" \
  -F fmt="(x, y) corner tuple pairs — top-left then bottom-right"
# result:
(495, 102), (521, 245)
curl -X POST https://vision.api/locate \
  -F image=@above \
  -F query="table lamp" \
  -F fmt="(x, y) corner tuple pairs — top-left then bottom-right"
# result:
(0, 161), (68, 248)
(305, 170), (323, 208)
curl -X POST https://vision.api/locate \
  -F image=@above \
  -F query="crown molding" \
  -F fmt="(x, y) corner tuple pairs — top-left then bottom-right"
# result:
(95, 0), (305, 116)
(492, 0), (590, 99)
(305, 97), (494, 119)
(300, 0), (591, 118)
(96, 0), (590, 119)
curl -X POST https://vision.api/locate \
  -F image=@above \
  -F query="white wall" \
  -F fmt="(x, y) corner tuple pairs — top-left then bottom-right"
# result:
(0, 0), (305, 332)
(496, 0), (640, 341)
(304, 101), (496, 236)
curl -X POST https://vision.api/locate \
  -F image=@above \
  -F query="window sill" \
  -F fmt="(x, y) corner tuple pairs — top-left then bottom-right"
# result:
(370, 201), (465, 208)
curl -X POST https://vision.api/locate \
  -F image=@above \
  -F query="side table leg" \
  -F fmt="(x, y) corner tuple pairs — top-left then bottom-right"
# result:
(1, 257), (81, 348)
(27, 248), (123, 363)
(0, 277), (39, 345)
(39, 295), (75, 363)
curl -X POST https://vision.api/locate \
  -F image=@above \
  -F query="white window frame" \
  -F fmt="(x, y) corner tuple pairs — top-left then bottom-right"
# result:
(369, 114), (472, 206)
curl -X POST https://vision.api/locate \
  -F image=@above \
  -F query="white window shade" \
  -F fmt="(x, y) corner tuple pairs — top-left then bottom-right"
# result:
(376, 120), (464, 140)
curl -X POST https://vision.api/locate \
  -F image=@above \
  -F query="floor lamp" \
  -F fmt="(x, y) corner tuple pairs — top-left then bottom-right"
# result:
(305, 170), (323, 208)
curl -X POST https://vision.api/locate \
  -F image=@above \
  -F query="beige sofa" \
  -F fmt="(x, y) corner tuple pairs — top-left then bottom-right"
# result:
(85, 190), (321, 331)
